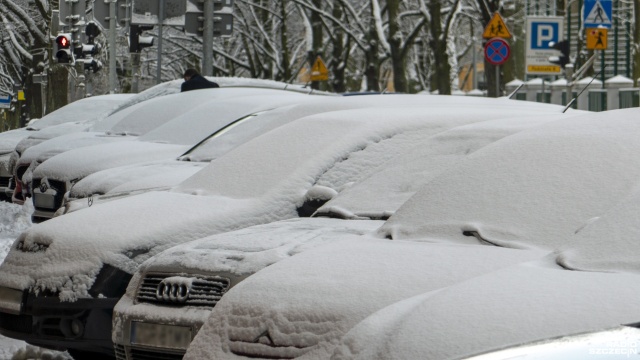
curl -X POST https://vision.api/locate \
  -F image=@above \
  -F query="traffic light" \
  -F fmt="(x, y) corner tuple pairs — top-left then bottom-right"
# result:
(129, 25), (155, 53)
(54, 33), (73, 63)
(548, 40), (570, 69)
(84, 58), (103, 73)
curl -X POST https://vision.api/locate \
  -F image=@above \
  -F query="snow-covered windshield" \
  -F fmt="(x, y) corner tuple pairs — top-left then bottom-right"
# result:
(313, 115), (574, 220)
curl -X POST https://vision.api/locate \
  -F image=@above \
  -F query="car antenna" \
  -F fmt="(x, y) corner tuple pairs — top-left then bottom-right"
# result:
(507, 83), (525, 99)
(563, 64), (607, 113)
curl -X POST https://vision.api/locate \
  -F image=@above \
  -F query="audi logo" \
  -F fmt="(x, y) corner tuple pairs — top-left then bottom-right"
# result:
(156, 279), (191, 303)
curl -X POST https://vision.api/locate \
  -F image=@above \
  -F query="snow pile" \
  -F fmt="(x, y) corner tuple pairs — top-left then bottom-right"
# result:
(0, 201), (32, 260)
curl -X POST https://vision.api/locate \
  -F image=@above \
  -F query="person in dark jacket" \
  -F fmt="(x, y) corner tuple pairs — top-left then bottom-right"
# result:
(181, 69), (220, 92)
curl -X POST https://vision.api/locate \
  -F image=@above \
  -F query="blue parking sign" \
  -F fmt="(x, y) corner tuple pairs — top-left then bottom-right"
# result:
(584, 0), (612, 28)
(530, 21), (561, 49)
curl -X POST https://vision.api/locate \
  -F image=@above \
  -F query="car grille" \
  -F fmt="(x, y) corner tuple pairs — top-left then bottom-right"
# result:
(114, 344), (185, 360)
(136, 273), (230, 308)
(114, 344), (127, 360)
(32, 178), (66, 211)
(0, 312), (32, 333)
(0, 176), (9, 188)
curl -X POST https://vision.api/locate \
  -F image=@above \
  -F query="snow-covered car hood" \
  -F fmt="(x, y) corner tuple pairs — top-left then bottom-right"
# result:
(69, 159), (207, 197)
(17, 132), (136, 168)
(326, 263), (640, 360)
(0, 128), (30, 154)
(32, 141), (189, 182)
(138, 217), (384, 276)
(379, 108), (640, 251)
(184, 239), (549, 360)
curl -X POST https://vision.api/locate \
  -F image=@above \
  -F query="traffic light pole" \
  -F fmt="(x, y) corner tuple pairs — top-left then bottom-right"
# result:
(203, 0), (213, 76)
(156, 0), (164, 84)
(109, 0), (117, 93)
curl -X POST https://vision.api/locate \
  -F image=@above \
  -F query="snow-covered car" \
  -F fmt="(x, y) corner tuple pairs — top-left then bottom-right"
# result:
(332, 176), (640, 360)
(1, 94), (134, 202)
(462, 323), (640, 359)
(0, 96), (569, 358)
(27, 89), (318, 222)
(0, 128), (32, 201)
(112, 114), (575, 359)
(11, 77), (329, 204)
(182, 108), (640, 360)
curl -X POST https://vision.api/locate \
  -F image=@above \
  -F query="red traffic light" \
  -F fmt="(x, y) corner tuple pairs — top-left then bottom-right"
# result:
(56, 35), (71, 48)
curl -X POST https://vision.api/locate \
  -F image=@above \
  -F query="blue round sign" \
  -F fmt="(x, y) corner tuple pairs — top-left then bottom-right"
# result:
(484, 38), (511, 66)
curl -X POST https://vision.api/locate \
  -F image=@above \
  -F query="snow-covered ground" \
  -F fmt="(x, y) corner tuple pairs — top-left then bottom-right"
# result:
(0, 201), (71, 360)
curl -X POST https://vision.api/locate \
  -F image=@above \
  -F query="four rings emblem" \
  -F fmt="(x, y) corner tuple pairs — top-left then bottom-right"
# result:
(156, 277), (194, 303)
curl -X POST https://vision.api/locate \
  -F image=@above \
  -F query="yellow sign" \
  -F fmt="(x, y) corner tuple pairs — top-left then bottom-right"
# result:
(527, 65), (562, 73)
(483, 13), (512, 39)
(586, 28), (608, 50)
(17, 91), (25, 101)
(310, 56), (329, 81)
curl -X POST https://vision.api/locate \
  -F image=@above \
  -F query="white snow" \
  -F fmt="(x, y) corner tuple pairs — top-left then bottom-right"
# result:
(327, 262), (640, 360)
(0, 97), (570, 301)
(379, 108), (640, 251)
(184, 239), (549, 359)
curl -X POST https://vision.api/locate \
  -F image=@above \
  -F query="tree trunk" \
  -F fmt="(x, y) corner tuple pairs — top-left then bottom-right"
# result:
(330, 0), (346, 93)
(634, 1), (640, 86)
(387, 0), (407, 92)
(428, 0), (451, 95)
(279, 0), (291, 82)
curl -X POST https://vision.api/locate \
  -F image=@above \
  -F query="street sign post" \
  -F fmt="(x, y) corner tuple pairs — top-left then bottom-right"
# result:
(310, 56), (329, 81)
(482, 12), (512, 39)
(131, 0), (186, 25)
(484, 38), (510, 66)
(586, 28), (608, 50)
(525, 16), (564, 75)
(93, 0), (129, 29)
(584, 0), (612, 28)
(0, 96), (11, 109)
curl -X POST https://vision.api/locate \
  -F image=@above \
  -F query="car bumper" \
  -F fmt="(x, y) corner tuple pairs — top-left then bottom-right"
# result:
(0, 285), (118, 356)
(113, 295), (206, 360)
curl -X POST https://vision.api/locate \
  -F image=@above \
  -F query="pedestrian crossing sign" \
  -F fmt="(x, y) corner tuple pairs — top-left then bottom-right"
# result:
(586, 28), (608, 50)
(584, 0), (612, 28)
(483, 12), (512, 39)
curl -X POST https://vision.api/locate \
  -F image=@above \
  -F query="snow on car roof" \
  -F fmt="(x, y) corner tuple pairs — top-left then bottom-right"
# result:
(0, 100), (560, 298)
(184, 239), (549, 360)
(31, 92), (312, 181)
(26, 94), (134, 130)
(378, 108), (640, 251)
(137, 92), (308, 145)
(92, 87), (295, 135)
(326, 263), (640, 360)
(107, 77), (336, 116)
